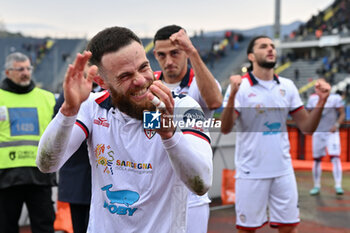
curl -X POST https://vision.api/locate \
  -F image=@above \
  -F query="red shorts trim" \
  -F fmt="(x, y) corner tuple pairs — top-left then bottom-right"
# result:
(270, 221), (300, 228)
(236, 221), (268, 230)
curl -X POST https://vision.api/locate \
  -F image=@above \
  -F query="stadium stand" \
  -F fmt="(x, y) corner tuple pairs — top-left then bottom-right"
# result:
(33, 39), (87, 92)
(279, 0), (350, 104)
(1, 31), (246, 93)
(0, 37), (87, 93)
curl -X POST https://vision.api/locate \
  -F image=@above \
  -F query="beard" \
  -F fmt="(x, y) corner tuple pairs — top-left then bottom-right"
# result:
(164, 65), (181, 79)
(109, 83), (156, 121)
(258, 60), (276, 69)
(18, 75), (31, 86)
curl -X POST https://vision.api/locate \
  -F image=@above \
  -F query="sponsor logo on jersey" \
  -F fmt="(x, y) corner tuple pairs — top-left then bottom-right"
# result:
(95, 144), (115, 174)
(93, 117), (110, 128)
(263, 121), (281, 135)
(94, 144), (153, 175)
(248, 92), (257, 98)
(101, 184), (139, 216)
(255, 104), (265, 114)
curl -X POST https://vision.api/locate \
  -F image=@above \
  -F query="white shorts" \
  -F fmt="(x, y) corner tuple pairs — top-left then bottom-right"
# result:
(235, 173), (300, 230)
(312, 132), (341, 158)
(186, 203), (210, 233)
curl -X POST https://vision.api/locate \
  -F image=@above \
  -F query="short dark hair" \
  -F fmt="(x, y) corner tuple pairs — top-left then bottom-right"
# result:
(153, 25), (183, 44)
(87, 26), (142, 67)
(336, 90), (344, 96)
(246, 35), (271, 71)
(246, 35), (271, 55)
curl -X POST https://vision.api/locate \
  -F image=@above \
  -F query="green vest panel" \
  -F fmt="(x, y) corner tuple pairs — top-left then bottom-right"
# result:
(0, 88), (55, 169)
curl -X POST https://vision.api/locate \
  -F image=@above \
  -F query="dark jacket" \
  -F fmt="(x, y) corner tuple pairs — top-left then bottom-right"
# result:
(55, 92), (91, 204)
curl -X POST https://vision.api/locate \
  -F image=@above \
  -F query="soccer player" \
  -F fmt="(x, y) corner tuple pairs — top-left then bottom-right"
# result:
(153, 25), (222, 233)
(36, 26), (213, 233)
(307, 90), (345, 195)
(221, 35), (330, 233)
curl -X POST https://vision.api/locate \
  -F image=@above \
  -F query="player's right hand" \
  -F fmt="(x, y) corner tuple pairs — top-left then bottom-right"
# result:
(169, 29), (196, 55)
(229, 75), (242, 96)
(314, 78), (330, 104)
(61, 51), (98, 116)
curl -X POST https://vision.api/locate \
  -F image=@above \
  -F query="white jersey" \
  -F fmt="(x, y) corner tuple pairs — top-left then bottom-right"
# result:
(223, 72), (303, 179)
(306, 93), (344, 132)
(37, 91), (213, 233)
(155, 68), (221, 208)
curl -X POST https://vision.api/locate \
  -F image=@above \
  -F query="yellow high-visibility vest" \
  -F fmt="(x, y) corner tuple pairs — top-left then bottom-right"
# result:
(0, 88), (55, 169)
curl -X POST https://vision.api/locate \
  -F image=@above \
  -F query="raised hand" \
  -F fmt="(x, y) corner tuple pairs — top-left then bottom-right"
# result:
(169, 29), (196, 55)
(61, 51), (98, 116)
(314, 79), (330, 103)
(229, 75), (242, 97)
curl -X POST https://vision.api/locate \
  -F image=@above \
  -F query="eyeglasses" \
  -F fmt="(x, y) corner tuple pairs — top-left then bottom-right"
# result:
(9, 66), (33, 72)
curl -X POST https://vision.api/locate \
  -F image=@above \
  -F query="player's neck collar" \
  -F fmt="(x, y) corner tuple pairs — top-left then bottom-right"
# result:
(245, 71), (280, 86)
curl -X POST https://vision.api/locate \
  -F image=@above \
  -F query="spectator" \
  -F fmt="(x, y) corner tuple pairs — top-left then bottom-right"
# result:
(0, 52), (56, 233)
(294, 68), (300, 81)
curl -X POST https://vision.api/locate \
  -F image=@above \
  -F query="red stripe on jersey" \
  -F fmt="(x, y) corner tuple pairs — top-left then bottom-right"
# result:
(182, 131), (210, 144)
(290, 105), (304, 114)
(95, 91), (110, 104)
(75, 121), (88, 138)
(235, 109), (240, 116)
(188, 68), (195, 86)
(242, 73), (253, 86)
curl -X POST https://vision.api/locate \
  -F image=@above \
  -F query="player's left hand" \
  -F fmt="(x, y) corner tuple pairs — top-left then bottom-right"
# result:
(169, 29), (196, 55)
(147, 80), (175, 139)
(315, 79), (331, 102)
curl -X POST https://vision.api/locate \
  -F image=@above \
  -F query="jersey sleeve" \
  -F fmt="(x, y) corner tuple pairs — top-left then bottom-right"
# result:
(162, 94), (213, 195)
(36, 111), (87, 173)
(76, 94), (95, 138)
(335, 94), (344, 108)
(173, 94), (211, 143)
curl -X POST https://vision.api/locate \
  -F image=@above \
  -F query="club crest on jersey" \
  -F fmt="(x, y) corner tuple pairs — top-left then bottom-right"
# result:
(144, 129), (156, 139)
(280, 89), (286, 97)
